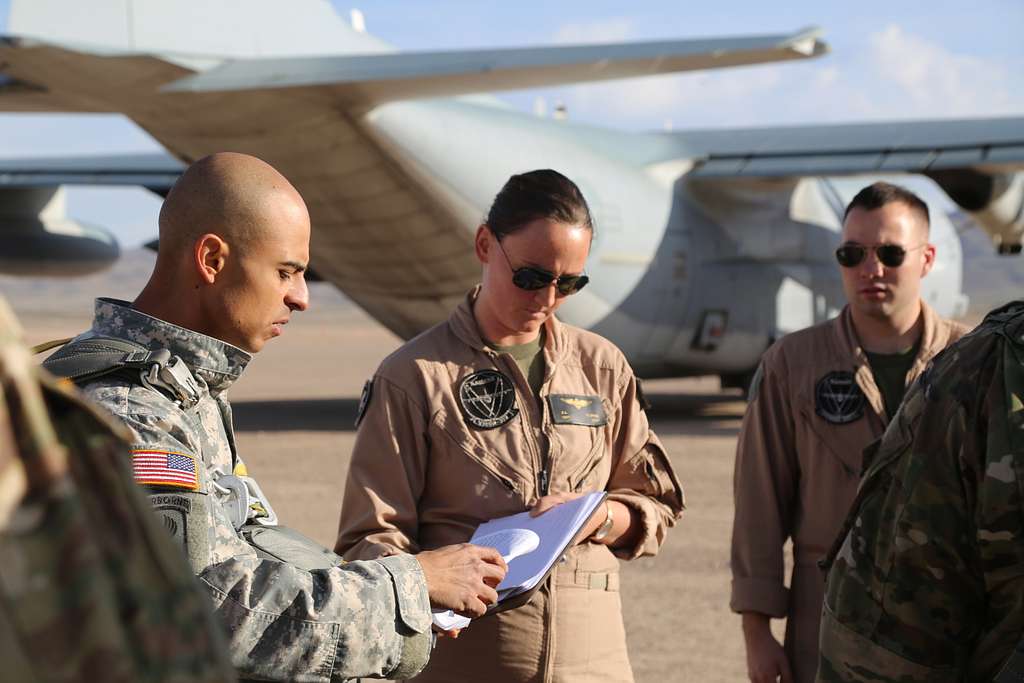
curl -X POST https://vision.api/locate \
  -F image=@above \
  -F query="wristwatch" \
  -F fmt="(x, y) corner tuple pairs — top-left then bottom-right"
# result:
(592, 501), (614, 541)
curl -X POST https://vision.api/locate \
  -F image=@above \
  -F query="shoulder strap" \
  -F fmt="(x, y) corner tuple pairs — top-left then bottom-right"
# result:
(41, 336), (201, 409)
(42, 336), (162, 382)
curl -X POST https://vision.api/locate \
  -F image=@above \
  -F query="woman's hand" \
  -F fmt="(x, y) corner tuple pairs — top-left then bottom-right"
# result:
(529, 491), (588, 517)
(531, 494), (640, 549)
(530, 492), (610, 544)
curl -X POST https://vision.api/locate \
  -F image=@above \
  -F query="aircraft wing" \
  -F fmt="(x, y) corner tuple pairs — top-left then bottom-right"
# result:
(670, 117), (1024, 177)
(0, 151), (184, 190)
(160, 27), (826, 99)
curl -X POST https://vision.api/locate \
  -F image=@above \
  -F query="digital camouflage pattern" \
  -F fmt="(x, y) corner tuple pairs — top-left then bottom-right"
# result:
(72, 298), (432, 682)
(0, 296), (236, 683)
(818, 301), (1024, 682)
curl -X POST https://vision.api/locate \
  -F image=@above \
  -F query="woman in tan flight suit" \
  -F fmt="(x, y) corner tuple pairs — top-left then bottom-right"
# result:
(335, 169), (685, 683)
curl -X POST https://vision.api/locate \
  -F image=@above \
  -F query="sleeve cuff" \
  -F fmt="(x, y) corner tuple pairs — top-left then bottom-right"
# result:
(730, 577), (789, 618)
(378, 554), (431, 634)
(606, 492), (663, 560)
(389, 629), (433, 680)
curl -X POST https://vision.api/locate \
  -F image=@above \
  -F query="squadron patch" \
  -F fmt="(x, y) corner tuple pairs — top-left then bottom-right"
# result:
(815, 371), (866, 425)
(458, 369), (519, 430)
(355, 379), (373, 428)
(549, 394), (608, 426)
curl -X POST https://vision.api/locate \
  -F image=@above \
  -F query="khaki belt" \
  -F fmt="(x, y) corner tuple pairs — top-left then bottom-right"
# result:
(555, 569), (620, 591)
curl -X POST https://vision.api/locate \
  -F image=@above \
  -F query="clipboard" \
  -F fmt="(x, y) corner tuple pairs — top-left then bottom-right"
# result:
(432, 491), (607, 630)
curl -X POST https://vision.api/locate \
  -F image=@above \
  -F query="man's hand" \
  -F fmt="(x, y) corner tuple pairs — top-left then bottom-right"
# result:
(742, 612), (793, 683)
(416, 544), (507, 617)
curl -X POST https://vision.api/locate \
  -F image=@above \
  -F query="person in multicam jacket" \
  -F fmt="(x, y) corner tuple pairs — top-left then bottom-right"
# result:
(336, 169), (686, 683)
(818, 300), (1024, 682)
(45, 152), (506, 682)
(0, 295), (237, 683)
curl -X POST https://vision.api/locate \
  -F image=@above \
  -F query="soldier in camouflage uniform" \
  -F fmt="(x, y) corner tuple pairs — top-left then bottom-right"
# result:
(818, 301), (1024, 682)
(0, 295), (237, 683)
(44, 153), (506, 682)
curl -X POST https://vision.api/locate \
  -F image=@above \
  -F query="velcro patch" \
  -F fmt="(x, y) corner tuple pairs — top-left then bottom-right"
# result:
(548, 394), (607, 426)
(131, 449), (199, 490)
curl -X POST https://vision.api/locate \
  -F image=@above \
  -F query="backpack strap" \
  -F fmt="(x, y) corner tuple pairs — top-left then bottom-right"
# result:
(41, 336), (201, 409)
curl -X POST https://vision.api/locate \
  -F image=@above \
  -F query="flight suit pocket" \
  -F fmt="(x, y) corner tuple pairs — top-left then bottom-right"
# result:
(433, 406), (522, 493)
(549, 396), (609, 491)
(642, 435), (685, 510)
(568, 438), (608, 492)
(798, 407), (872, 476)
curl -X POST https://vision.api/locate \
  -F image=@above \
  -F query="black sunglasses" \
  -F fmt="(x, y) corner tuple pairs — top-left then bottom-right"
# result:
(494, 239), (589, 296)
(835, 243), (925, 269)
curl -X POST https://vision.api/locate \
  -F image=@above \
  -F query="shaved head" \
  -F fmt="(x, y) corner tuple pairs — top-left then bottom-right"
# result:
(136, 152), (311, 352)
(158, 152), (308, 258)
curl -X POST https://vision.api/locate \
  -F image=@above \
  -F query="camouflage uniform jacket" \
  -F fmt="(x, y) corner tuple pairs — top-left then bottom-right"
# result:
(0, 296), (236, 683)
(73, 298), (432, 682)
(819, 302), (1024, 682)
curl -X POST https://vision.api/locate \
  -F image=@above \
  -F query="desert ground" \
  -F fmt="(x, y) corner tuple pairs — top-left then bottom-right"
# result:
(1, 248), (1006, 681)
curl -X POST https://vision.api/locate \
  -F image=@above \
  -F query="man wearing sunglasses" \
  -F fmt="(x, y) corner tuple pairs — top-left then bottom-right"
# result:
(731, 181), (968, 683)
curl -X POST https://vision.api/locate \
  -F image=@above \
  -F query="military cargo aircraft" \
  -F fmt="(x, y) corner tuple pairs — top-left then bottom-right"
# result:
(1, 0), (1021, 384)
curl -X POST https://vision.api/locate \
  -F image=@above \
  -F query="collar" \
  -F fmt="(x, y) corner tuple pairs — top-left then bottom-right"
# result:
(832, 300), (943, 365)
(91, 298), (251, 395)
(448, 285), (567, 359)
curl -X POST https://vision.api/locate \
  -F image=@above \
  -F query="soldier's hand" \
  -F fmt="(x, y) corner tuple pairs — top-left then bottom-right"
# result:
(416, 543), (507, 617)
(742, 612), (793, 683)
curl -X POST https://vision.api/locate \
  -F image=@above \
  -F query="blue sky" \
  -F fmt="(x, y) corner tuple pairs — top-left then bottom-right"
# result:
(0, 0), (1021, 246)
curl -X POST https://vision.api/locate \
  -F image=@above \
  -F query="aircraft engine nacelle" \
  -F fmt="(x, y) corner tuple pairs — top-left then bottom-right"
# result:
(927, 169), (1024, 255)
(0, 187), (120, 276)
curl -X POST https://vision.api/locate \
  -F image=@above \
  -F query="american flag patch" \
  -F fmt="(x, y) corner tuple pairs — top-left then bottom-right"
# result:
(131, 450), (199, 490)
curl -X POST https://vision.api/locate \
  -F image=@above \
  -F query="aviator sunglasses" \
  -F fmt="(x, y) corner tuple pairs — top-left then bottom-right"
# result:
(834, 242), (925, 269)
(494, 237), (590, 296)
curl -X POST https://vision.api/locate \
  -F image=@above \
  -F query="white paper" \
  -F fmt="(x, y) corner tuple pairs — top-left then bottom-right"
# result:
(431, 492), (606, 631)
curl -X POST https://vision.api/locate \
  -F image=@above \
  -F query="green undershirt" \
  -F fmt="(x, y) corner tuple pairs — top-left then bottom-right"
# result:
(865, 340), (921, 420)
(488, 327), (546, 400)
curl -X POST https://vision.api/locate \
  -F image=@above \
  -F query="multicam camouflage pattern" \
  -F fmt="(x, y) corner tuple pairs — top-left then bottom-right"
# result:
(75, 298), (433, 682)
(0, 296), (236, 683)
(818, 301), (1024, 683)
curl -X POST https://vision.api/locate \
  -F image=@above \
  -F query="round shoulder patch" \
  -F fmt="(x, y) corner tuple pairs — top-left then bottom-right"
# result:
(815, 371), (866, 425)
(458, 369), (519, 430)
(355, 379), (373, 428)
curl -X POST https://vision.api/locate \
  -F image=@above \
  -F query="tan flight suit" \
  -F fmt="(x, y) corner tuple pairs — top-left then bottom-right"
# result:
(336, 288), (686, 683)
(730, 302), (967, 683)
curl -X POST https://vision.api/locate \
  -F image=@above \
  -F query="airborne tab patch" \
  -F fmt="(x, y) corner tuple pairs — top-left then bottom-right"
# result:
(131, 449), (199, 490)
(549, 394), (608, 427)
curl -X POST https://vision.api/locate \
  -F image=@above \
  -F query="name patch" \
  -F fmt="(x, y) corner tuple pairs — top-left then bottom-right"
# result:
(132, 449), (199, 490)
(458, 370), (519, 430)
(549, 394), (608, 427)
(815, 371), (866, 425)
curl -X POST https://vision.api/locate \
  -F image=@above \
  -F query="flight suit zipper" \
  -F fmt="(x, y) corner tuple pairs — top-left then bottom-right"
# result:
(491, 352), (548, 497)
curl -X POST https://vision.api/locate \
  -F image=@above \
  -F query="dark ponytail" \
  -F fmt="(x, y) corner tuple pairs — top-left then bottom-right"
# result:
(485, 169), (594, 239)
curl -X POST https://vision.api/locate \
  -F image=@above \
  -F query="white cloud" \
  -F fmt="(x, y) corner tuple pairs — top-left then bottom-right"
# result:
(868, 23), (1024, 116)
(527, 22), (1024, 130)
